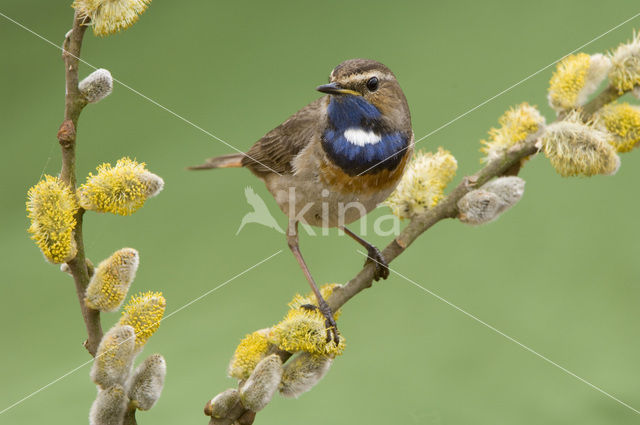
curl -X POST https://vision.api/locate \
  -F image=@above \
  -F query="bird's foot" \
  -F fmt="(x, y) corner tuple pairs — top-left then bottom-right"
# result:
(300, 303), (339, 344)
(364, 246), (390, 281)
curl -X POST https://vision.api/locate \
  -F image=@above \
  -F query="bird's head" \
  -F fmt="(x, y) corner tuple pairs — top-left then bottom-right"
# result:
(316, 58), (411, 130)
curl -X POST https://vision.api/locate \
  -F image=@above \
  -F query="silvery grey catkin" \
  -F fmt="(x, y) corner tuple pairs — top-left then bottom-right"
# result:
(127, 354), (166, 411)
(458, 176), (525, 225)
(280, 352), (332, 398)
(79, 69), (113, 103)
(89, 385), (128, 425)
(90, 325), (136, 389)
(239, 354), (283, 412)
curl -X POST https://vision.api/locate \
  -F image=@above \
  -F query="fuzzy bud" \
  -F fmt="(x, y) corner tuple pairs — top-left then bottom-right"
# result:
(119, 291), (166, 349)
(205, 389), (240, 418)
(594, 102), (640, 153)
(385, 148), (457, 218)
(228, 328), (271, 380)
(91, 325), (136, 389)
(85, 248), (139, 312)
(26, 176), (78, 264)
(270, 308), (345, 356)
(458, 177), (525, 225)
(127, 354), (166, 411)
(548, 53), (611, 112)
(609, 32), (640, 94)
(481, 103), (546, 162)
(79, 69), (113, 103)
(78, 157), (164, 216)
(541, 113), (620, 177)
(73, 0), (151, 37)
(89, 385), (128, 425)
(239, 354), (283, 412)
(280, 352), (332, 398)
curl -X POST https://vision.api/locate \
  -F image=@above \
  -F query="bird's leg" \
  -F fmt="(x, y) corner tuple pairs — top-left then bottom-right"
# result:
(340, 226), (390, 281)
(287, 220), (339, 344)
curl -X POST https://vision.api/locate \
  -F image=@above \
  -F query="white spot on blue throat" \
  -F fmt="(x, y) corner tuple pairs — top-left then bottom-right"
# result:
(343, 128), (382, 146)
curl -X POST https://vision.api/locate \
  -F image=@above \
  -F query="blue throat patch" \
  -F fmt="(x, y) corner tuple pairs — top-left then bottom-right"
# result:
(322, 95), (409, 176)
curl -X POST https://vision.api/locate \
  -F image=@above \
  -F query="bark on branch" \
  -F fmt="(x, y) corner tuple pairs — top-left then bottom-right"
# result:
(58, 12), (103, 357)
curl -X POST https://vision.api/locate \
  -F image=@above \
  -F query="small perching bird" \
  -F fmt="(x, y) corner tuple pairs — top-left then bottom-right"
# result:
(190, 59), (413, 342)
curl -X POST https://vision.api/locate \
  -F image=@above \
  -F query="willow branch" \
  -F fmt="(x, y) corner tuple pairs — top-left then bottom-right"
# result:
(58, 12), (102, 357)
(212, 82), (630, 424)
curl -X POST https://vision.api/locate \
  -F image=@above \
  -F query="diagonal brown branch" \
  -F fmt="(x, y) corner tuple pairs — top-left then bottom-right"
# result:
(210, 82), (635, 424)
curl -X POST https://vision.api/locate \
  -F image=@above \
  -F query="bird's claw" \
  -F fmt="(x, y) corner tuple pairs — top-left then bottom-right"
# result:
(364, 246), (389, 281)
(300, 303), (340, 344)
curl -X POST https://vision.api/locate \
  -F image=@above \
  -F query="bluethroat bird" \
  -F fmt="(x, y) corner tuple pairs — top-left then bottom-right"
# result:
(190, 59), (413, 342)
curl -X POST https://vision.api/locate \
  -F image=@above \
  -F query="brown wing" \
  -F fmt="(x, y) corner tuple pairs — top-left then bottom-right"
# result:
(242, 96), (327, 176)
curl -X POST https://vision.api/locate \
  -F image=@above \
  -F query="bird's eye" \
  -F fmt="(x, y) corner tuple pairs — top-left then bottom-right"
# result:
(366, 77), (379, 92)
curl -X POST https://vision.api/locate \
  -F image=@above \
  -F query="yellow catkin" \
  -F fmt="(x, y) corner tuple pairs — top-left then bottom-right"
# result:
(269, 308), (345, 357)
(228, 329), (271, 380)
(609, 32), (640, 94)
(72, 0), (152, 37)
(595, 102), (640, 153)
(385, 148), (457, 219)
(481, 102), (545, 162)
(78, 157), (163, 216)
(26, 176), (78, 264)
(287, 284), (342, 320)
(547, 53), (610, 112)
(119, 291), (166, 349)
(85, 248), (139, 312)
(542, 113), (620, 177)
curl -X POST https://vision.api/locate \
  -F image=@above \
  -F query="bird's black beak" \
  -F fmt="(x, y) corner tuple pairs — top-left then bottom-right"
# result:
(316, 82), (361, 96)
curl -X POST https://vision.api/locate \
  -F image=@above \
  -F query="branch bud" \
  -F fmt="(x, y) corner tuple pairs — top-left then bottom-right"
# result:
(79, 69), (113, 103)
(89, 384), (128, 425)
(609, 32), (640, 94)
(91, 325), (136, 389)
(26, 176), (78, 264)
(127, 353), (166, 411)
(541, 113), (620, 177)
(280, 352), (332, 398)
(239, 354), (283, 412)
(204, 388), (240, 418)
(458, 177), (525, 225)
(78, 157), (164, 216)
(85, 248), (139, 312)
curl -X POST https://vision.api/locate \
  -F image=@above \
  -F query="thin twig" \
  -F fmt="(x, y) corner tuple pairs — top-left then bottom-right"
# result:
(57, 12), (103, 357)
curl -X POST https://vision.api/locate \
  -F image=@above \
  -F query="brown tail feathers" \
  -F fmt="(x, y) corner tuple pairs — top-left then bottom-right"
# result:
(188, 153), (244, 170)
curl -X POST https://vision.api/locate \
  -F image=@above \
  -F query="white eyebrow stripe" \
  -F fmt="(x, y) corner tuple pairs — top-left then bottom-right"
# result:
(343, 128), (382, 146)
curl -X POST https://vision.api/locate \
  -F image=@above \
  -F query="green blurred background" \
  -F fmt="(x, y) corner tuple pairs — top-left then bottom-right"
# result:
(2, 1), (640, 424)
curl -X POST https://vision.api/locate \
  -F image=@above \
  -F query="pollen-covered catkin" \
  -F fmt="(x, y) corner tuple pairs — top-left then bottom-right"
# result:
(26, 176), (78, 264)
(79, 69), (113, 103)
(481, 103), (546, 162)
(548, 53), (611, 111)
(91, 325), (136, 389)
(85, 248), (139, 312)
(89, 384), (129, 425)
(609, 32), (640, 94)
(385, 148), (457, 218)
(119, 291), (166, 349)
(280, 352), (332, 398)
(458, 177), (525, 225)
(127, 354), (166, 411)
(270, 308), (345, 356)
(205, 389), (240, 418)
(595, 102), (640, 153)
(228, 328), (271, 380)
(541, 114), (620, 177)
(78, 158), (164, 216)
(239, 354), (283, 412)
(73, 0), (152, 37)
